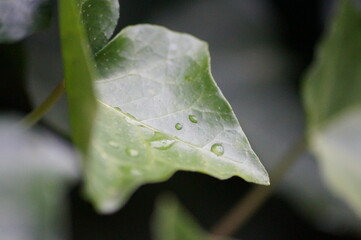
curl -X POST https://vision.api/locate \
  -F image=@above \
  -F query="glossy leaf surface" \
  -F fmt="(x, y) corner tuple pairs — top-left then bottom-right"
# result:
(303, 0), (361, 217)
(88, 25), (269, 212)
(60, 0), (269, 213)
(0, 0), (52, 43)
(0, 117), (78, 240)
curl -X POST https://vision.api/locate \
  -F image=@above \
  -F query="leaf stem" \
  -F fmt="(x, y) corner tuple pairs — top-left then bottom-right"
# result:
(210, 135), (307, 237)
(20, 80), (65, 126)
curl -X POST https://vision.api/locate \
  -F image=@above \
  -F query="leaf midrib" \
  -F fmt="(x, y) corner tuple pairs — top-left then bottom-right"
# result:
(98, 100), (245, 165)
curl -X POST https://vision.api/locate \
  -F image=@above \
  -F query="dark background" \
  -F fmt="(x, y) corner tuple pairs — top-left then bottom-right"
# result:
(1, 0), (360, 239)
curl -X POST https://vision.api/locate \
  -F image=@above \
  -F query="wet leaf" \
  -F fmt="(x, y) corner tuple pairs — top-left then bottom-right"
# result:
(60, 0), (269, 213)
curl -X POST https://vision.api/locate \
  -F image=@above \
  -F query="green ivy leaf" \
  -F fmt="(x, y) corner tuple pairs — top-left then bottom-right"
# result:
(0, 117), (78, 240)
(60, 0), (269, 213)
(152, 195), (227, 240)
(303, 0), (361, 218)
(0, 0), (52, 43)
(89, 25), (269, 212)
(76, 0), (119, 53)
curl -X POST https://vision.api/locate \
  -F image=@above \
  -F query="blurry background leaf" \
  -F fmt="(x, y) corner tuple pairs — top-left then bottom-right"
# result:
(303, 0), (361, 218)
(0, 116), (78, 240)
(61, 0), (269, 213)
(152, 195), (228, 240)
(59, 0), (97, 153)
(0, 0), (52, 43)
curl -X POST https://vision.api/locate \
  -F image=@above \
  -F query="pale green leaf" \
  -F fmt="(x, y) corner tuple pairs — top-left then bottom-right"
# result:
(0, 0), (52, 43)
(60, 0), (269, 213)
(152, 195), (227, 240)
(88, 25), (269, 212)
(303, 0), (361, 217)
(0, 117), (78, 240)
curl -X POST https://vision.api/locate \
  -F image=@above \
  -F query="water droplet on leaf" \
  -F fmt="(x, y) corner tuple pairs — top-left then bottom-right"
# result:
(125, 112), (136, 119)
(131, 169), (142, 176)
(211, 143), (224, 156)
(108, 141), (119, 148)
(188, 115), (198, 123)
(148, 132), (175, 150)
(126, 148), (139, 157)
(175, 123), (183, 130)
(151, 139), (175, 150)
